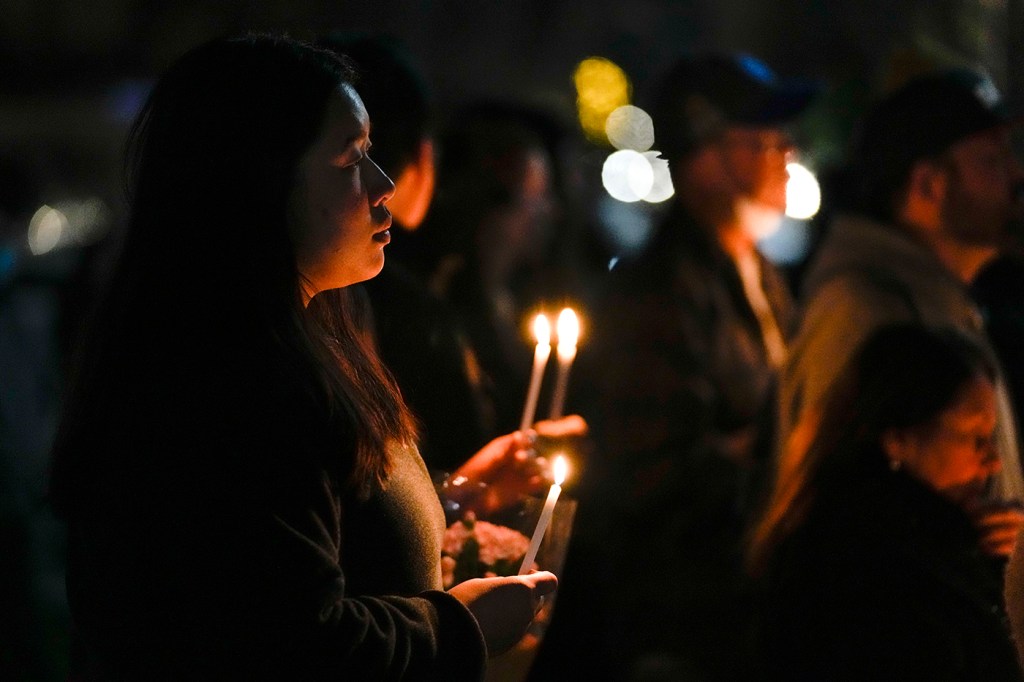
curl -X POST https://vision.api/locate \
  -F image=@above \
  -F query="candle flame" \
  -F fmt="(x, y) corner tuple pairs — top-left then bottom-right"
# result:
(556, 308), (579, 353)
(533, 314), (551, 346)
(553, 455), (569, 486)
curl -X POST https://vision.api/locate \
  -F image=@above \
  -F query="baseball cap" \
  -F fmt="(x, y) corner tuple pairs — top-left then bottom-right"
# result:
(853, 68), (1017, 172)
(649, 53), (820, 158)
(848, 68), (1019, 218)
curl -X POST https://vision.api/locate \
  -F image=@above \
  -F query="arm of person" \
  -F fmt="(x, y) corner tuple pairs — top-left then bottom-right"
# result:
(446, 416), (588, 515)
(148, 456), (488, 680)
(156, 438), (555, 679)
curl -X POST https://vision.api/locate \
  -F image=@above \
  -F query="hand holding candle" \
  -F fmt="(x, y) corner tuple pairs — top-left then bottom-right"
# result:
(548, 308), (579, 420)
(520, 314), (551, 432)
(519, 455), (568, 574)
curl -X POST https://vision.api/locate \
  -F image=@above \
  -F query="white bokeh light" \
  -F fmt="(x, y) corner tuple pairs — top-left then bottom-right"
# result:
(605, 105), (655, 152)
(27, 205), (68, 256)
(785, 162), (821, 220)
(641, 152), (675, 203)
(602, 150), (654, 203)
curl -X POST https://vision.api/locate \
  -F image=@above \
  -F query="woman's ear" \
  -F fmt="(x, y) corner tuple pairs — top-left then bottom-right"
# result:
(908, 160), (949, 206)
(881, 427), (915, 468)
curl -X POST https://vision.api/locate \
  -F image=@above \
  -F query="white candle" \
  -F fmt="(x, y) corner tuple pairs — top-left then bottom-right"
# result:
(519, 455), (568, 574)
(548, 308), (579, 420)
(519, 314), (551, 432)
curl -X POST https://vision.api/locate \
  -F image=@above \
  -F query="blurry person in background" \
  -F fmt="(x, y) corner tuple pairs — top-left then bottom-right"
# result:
(782, 69), (1024, 502)
(318, 33), (494, 472)
(416, 104), (565, 435)
(583, 53), (817, 680)
(48, 35), (558, 679)
(749, 323), (1022, 680)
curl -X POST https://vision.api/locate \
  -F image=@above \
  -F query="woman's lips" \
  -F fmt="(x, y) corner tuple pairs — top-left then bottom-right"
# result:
(373, 212), (392, 244)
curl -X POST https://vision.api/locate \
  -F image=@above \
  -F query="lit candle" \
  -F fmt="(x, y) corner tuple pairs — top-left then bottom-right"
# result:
(548, 308), (579, 420)
(519, 455), (568, 574)
(519, 313), (551, 432)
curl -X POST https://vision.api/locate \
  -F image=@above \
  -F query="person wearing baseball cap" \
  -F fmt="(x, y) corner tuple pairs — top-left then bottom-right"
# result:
(782, 68), (1024, 461)
(586, 53), (819, 679)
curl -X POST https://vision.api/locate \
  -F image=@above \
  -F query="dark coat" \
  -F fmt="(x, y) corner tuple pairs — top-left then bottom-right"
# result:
(578, 207), (794, 678)
(360, 257), (493, 472)
(60, 348), (486, 680)
(757, 456), (1022, 681)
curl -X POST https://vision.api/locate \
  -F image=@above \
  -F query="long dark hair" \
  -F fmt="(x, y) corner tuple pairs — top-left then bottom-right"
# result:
(51, 34), (416, 514)
(747, 323), (996, 575)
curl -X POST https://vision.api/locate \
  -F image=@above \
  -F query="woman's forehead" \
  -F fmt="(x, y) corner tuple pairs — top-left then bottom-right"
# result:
(319, 85), (370, 145)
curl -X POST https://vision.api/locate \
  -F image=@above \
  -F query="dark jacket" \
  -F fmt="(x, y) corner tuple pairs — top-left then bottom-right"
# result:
(360, 258), (493, 472)
(757, 455), (1022, 681)
(60, 352), (486, 681)
(582, 206), (794, 678)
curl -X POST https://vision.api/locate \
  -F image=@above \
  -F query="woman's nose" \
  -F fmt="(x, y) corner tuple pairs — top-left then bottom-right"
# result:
(367, 157), (396, 206)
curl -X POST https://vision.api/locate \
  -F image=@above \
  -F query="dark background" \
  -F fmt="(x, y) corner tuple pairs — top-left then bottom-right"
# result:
(2, 0), (1021, 207)
(0, 1), (1020, 679)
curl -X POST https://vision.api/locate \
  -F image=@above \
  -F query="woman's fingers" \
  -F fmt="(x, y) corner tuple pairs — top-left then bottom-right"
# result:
(974, 507), (1024, 557)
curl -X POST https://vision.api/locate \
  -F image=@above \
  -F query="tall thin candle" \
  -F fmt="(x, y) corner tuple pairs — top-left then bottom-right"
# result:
(519, 314), (551, 432)
(548, 308), (579, 420)
(519, 455), (568, 574)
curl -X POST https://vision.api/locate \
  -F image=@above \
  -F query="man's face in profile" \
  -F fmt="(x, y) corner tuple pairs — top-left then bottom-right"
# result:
(941, 128), (1024, 247)
(714, 125), (794, 213)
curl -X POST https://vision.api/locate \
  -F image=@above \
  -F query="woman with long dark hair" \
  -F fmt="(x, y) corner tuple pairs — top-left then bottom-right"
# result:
(748, 323), (1023, 679)
(49, 35), (555, 680)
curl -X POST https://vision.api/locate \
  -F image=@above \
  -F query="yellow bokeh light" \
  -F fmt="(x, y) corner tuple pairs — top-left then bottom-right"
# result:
(574, 57), (631, 144)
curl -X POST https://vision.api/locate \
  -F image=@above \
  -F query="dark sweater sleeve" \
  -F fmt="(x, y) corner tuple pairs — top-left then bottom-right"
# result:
(70, 437), (486, 680)
(233, 475), (487, 681)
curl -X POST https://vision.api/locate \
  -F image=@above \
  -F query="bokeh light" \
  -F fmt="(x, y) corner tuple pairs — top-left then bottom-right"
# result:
(59, 197), (112, 245)
(602, 150), (654, 203)
(785, 162), (821, 219)
(641, 152), (674, 203)
(605, 105), (654, 151)
(759, 217), (813, 265)
(574, 57), (631, 144)
(27, 205), (68, 256)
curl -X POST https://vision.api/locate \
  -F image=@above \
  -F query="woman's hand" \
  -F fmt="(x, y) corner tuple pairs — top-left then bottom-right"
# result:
(447, 416), (588, 515)
(448, 571), (558, 656)
(971, 503), (1024, 558)
(533, 414), (588, 440)
(448, 430), (543, 515)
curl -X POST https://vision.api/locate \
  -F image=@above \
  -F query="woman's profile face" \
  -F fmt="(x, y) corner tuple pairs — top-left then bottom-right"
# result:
(291, 84), (395, 303)
(888, 375), (1000, 504)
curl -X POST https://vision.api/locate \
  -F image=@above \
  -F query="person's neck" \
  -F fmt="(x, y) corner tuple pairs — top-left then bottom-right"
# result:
(897, 205), (999, 282)
(679, 192), (754, 259)
(924, 235), (998, 284)
(717, 220), (757, 260)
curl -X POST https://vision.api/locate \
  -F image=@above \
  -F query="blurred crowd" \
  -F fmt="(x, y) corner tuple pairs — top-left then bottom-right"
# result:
(5, 28), (1024, 681)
